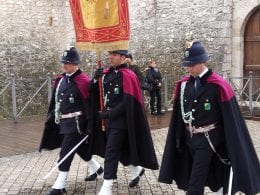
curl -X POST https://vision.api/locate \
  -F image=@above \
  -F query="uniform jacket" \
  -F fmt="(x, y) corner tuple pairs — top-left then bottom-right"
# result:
(158, 70), (260, 195)
(89, 64), (159, 170)
(39, 69), (90, 151)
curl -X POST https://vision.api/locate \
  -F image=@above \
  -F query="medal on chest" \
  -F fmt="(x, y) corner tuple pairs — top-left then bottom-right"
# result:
(204, 102), (211, 110)
(114, 87), (119, 94)
(69, 94), (75, 103)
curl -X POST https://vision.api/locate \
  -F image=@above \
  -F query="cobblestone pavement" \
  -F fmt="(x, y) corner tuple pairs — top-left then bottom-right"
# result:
(0, 112), (171, 157)
(0, 120), (259, 195)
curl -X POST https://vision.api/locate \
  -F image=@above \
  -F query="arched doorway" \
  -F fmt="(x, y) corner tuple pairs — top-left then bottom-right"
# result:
(244, 7), (260, 117)
(244, 7), (260, 80)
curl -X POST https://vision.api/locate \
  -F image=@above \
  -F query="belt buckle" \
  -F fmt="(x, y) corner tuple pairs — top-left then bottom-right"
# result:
(204, 131), (209, 137)
(191, 126), (196, 134)
(192, 126), (205, 134)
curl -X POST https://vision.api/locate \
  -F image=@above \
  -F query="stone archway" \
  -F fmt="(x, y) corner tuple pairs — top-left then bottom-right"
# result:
(231, 2), (260, 79)
(232, 3), (260, 118)
(244, 7), (260, 81)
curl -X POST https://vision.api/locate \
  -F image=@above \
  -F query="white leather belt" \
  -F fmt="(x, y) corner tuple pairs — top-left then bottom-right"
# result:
(61, 111), (83, 119)
(186, 122), (230, 165)
(187, 123), (217, 134)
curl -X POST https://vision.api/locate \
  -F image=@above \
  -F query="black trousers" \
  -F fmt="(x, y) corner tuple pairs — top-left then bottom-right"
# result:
(103, 127), (127, 179)
(59, 133), (89, 171)
(149, 88), (162, 113)
(186, 129), (221, 195)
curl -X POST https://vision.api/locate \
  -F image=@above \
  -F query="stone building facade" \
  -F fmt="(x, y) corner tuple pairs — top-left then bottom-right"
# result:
(0, 0), (259, 118)
(0, 0), (74, 79)
(0, 0), (259, 78)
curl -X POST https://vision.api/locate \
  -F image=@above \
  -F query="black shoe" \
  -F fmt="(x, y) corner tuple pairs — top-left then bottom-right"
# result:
(151, 111), (157, 115)
(129, 168), (145, 188)
(85, 166), (104, 181)
(46, 188), (66, 195)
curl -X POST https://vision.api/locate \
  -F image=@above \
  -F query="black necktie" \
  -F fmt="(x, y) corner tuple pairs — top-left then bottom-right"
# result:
(195, 76), (201, 95)
(65, 75), (70, 83)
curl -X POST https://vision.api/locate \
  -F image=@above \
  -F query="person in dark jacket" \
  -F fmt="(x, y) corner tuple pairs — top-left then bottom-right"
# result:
(158, 41), (260, 195)
(39, 47), (103, 195)
(126, 53), (145, 84)
(146, 60), (163, 115)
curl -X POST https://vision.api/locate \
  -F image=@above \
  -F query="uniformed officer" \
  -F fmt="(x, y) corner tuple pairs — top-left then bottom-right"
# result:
(91, 50), (158, 195)
(158, 41), (226, 194)
(179, 42), (224, 194)
(159, 41), (260, 194)
(42, 47), (103, 195)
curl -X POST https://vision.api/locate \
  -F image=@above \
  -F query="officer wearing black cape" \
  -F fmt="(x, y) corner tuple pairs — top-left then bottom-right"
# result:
(39, 47), (105, 195)
(158, 41), (260, 195)
(89, 50), (159, 195)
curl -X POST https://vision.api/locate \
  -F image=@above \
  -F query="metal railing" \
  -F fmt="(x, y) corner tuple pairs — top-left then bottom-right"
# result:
(143, 75), (176, 112)
(1, 71), (259, 122)
(0, 80), (12, 117)
(143, 71), (260, 118)
(0, 73), (176, 120)
(226, 71), (260, 117)
(0, 74), (52, 121)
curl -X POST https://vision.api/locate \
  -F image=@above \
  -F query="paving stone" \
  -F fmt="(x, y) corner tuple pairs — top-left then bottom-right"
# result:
(0, 120), (259, 194)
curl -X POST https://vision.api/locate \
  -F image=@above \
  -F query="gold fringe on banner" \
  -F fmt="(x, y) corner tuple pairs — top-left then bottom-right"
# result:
(76, 40), (129, 52)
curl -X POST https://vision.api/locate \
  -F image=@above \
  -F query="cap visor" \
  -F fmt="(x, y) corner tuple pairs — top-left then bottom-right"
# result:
(182, 61), (194, 67)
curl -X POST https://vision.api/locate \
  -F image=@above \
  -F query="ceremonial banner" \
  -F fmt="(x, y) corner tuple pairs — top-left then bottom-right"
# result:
(69, 0), (130, 52)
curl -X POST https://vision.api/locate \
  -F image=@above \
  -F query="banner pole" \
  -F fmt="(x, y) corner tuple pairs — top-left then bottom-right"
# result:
(97, 51), (106, 131)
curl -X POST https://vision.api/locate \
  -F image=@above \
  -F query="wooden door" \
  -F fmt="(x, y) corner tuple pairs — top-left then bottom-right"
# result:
(244, 7), (260, 97)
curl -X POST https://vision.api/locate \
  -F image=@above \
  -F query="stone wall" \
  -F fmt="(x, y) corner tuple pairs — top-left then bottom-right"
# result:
(0, 0), (233, 79)
(0, 0), (234, 118)
(0, 0), (75, 79)
(129, 0), (233, 76)
(0, 0), (76, 118)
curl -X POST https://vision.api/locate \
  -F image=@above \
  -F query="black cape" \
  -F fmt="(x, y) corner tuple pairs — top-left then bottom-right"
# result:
(39, 70), (106, 160)
(158, 72), (260, 194)
(90, 67), (159, 170)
